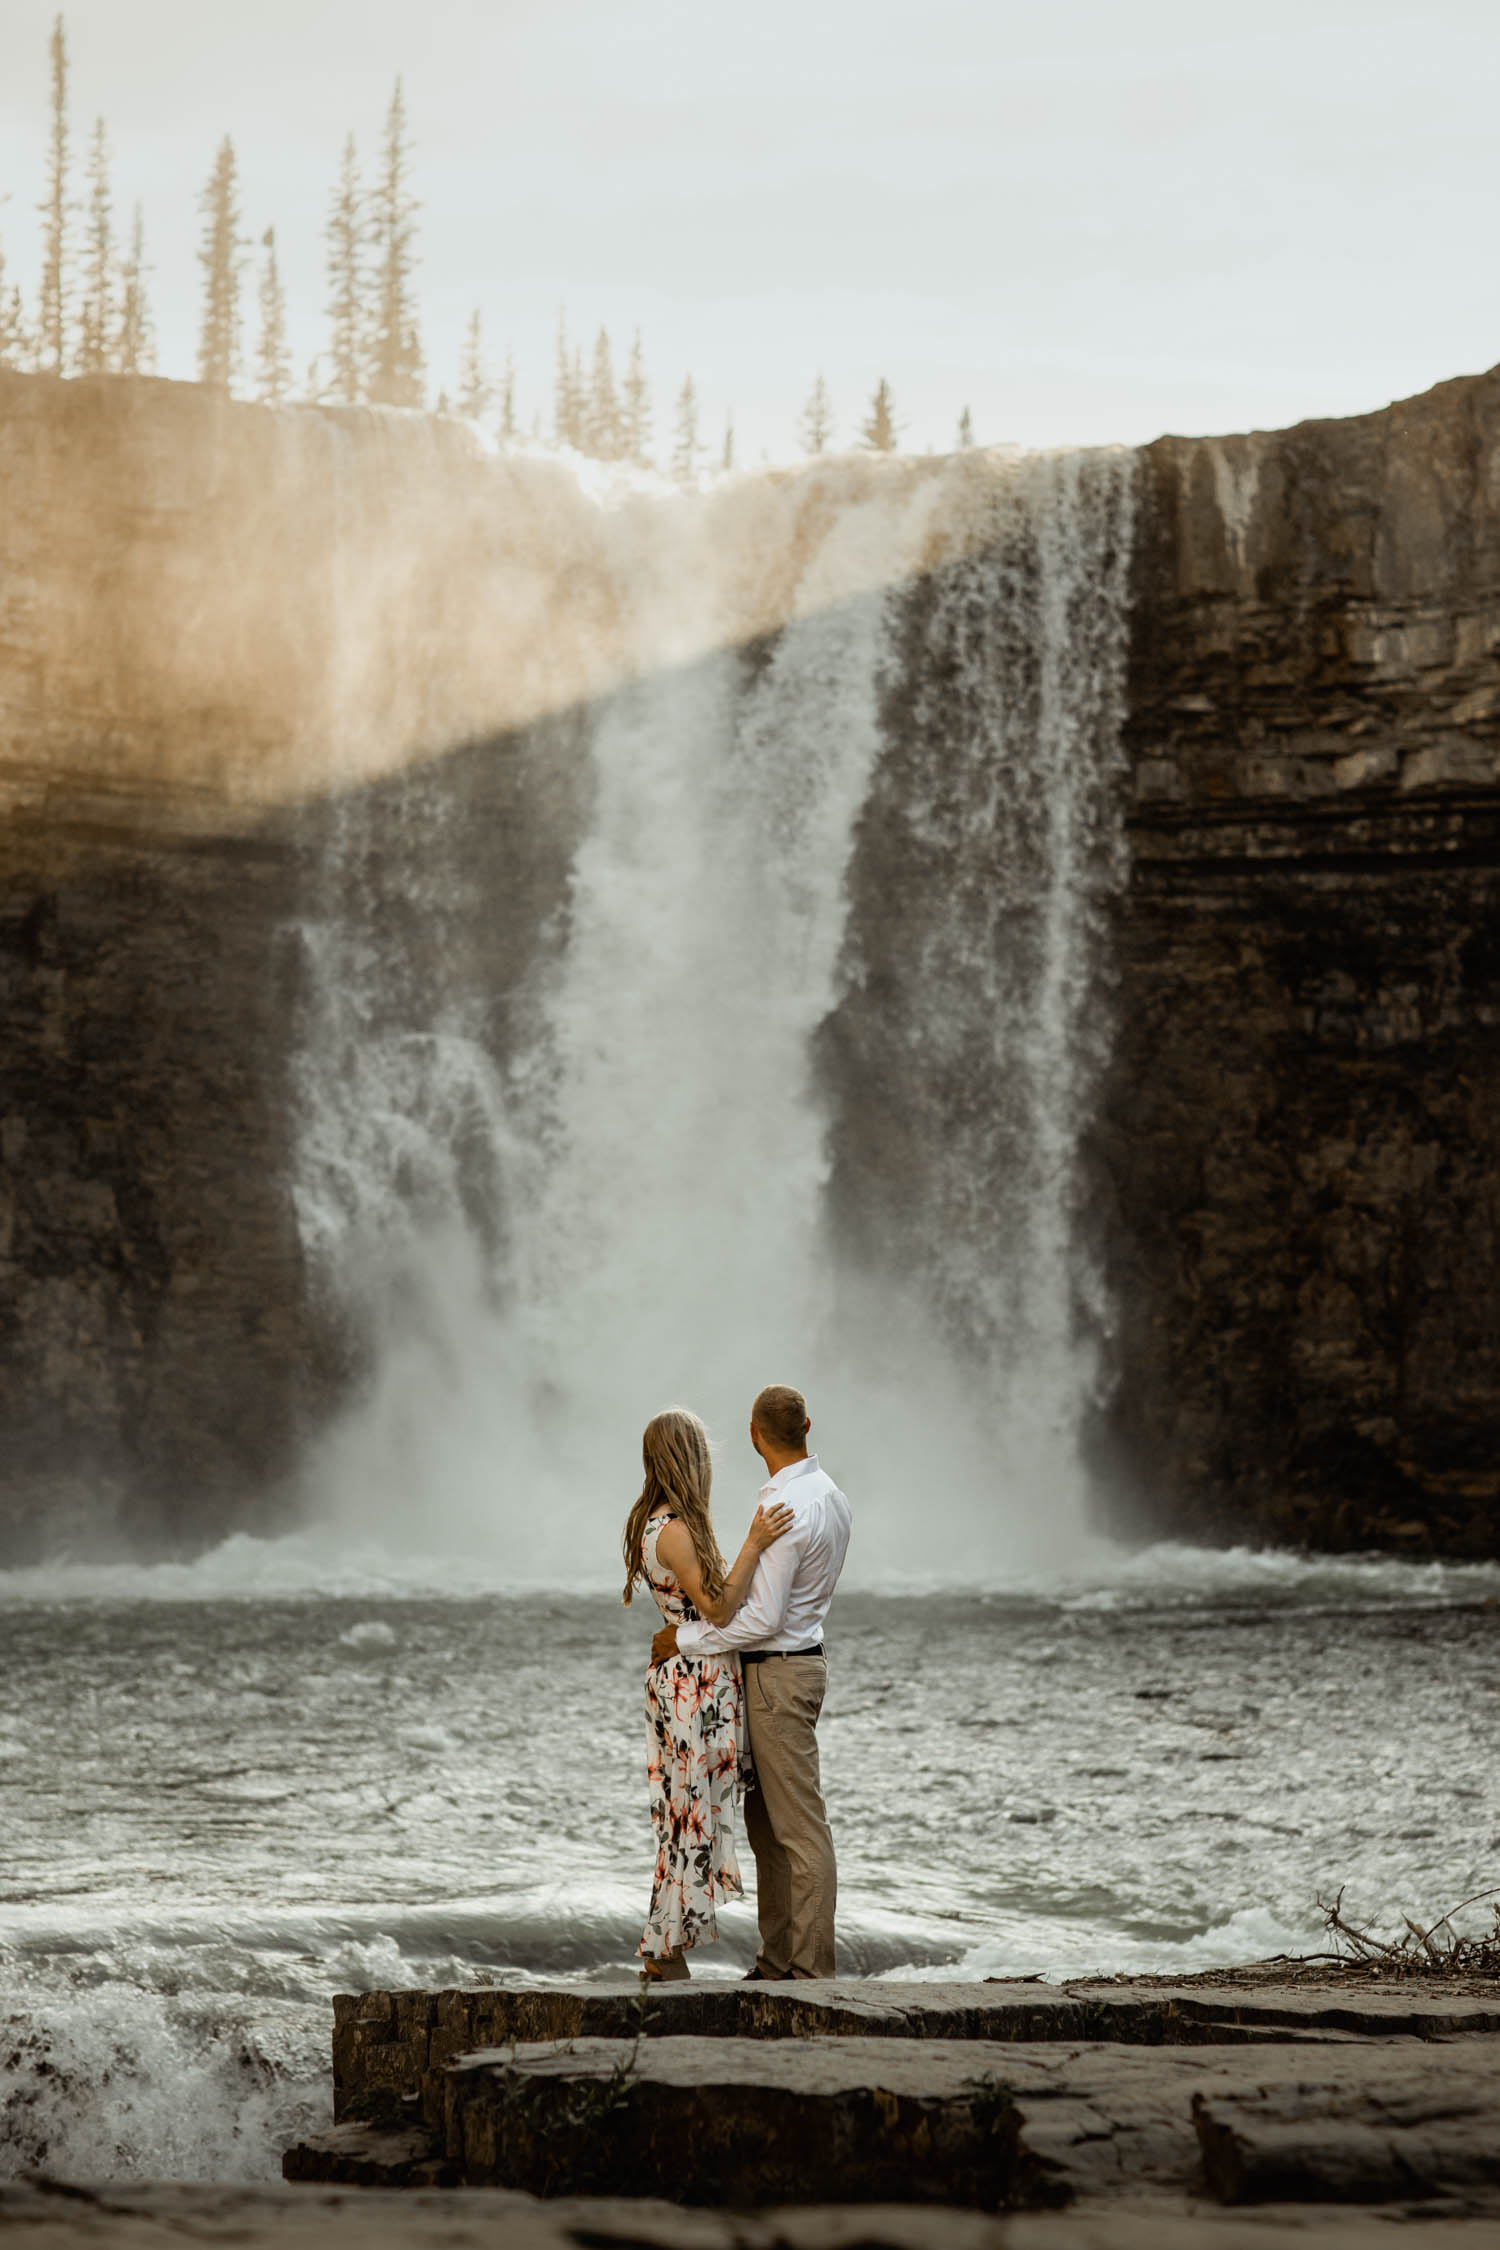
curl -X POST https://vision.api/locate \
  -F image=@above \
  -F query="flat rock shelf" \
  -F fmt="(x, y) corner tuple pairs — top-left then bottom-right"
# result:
(279, 1978), (1500, 2223)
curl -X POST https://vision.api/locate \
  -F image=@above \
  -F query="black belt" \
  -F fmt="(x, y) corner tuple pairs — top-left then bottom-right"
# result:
(743, 1644), (824, 1663)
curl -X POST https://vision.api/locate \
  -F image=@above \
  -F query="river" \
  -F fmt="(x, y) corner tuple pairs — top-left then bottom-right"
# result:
(3, 1543), (1496, 2179)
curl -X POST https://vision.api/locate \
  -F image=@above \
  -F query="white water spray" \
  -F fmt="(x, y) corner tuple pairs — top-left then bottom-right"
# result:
(292, 446), (1136, 1583)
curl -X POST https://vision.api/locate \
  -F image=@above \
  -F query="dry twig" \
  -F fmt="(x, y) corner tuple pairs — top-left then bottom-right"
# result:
(1315, 1882), (1500, 1979)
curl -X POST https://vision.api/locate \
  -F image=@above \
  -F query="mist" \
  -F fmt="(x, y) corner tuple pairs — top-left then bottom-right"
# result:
(286, 441), (1136, 1590)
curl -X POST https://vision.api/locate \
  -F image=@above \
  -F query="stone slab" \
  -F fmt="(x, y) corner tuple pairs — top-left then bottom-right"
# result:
(331, 1979), (1500, 2123)
(280, 2119), (455, 2189)
(441, 2034), (1027, 2208)
(1195, 2078), (1500, 2205)
(329, 2031), (1500, 2211)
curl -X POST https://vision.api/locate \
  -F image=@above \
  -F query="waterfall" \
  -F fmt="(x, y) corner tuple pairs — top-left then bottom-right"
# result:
(823, 448), (1137, 1566)
(290, 445), (1137, 1585)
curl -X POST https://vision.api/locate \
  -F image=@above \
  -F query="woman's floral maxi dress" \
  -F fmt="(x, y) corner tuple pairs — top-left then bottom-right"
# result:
(638, 1511), (749, 1960)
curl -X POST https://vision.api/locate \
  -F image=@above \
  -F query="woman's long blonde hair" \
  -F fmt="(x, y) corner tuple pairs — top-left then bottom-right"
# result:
(621, 1407), (726, 1607)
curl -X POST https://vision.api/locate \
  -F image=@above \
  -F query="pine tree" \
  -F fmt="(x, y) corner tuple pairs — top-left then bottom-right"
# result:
(587, 326), (620, 459)
(721, 412), (735, 474)
(115, 202), (154, 375)
(37, 14), (70, 373)
(552, 310), (578, 447)
(860, 376), (897, 454)
(621, 327), (651, 466)
(456, 306), (491, 421)
(196, 136), (245, 391)
(671, 373), (699, 487)
(367, 79), (423, 407)
(497, 347), (517, 446)
(76, 118), (113, 373)
(0, 286), (27, 369)
(255, 225), (292, 405)
(798, 371), (833, 455)
(324, 135), (365, 404)
(0, 230), (29, 369)
(957, 404), (974, 449)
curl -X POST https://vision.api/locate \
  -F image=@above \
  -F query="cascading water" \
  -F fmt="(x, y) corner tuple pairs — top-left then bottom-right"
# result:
(822, 447), (1137, 1563)
(291, 444), (1137, 1582)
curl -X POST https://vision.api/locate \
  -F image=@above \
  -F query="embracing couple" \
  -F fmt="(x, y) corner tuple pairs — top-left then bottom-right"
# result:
(621, 1385), (851, 1982)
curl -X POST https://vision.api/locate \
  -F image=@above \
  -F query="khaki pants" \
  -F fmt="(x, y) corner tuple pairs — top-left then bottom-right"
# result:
(743, 1652), (836, 1979)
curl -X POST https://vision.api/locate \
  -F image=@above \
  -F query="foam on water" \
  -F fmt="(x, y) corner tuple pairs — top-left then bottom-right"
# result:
(0, 1975), (324, 2184)
(3, 1532), (1497, 1608)
(0, 1890), (958, 1986)
(936, 1902), (1318, 1985)
(0, 1884), (959, 2181)
(5, 1583), (1497, 2182)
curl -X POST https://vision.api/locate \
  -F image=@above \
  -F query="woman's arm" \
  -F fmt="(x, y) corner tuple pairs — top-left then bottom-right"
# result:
(655, 1503), (794, 1627)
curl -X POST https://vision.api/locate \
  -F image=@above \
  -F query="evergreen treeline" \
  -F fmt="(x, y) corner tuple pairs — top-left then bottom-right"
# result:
(0, 14), (972, 468)
(3, 16), (156, 378)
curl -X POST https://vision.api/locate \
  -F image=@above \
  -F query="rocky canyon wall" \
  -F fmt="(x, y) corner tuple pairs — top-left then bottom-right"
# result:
(0, 364), (1496, 1559)
(1103, 369), (1500, 1553)
(0, 371), (602, 1554)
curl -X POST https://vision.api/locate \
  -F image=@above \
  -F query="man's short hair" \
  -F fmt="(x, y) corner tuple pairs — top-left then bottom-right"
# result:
(752, 1384), (809, 1451)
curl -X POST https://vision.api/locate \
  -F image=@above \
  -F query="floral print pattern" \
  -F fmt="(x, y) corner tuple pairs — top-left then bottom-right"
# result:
(637, 1511), (749, 1960)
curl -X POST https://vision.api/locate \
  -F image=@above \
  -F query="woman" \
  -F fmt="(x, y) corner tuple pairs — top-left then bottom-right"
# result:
(622, 1406), (793, 1979)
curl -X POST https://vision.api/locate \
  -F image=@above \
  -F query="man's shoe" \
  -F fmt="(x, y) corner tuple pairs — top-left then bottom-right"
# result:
(743, 1965), (786, 1981)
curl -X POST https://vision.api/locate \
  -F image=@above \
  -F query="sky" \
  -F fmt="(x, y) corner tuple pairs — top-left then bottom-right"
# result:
(2, 0), (1498, 463)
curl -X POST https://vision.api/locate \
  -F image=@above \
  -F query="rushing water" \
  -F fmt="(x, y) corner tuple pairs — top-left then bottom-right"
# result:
(2, 1554), (1498, 2180)
(290, 444), (1135, 1582)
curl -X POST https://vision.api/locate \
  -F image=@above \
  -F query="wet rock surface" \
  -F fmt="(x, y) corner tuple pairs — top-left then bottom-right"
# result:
(433, 2035), (1025, 2207)
(285, 1978), (1500, 2219)
(280, 2120), (449, 2190)
(1194, 2075), (1500, 2205)
(328, 1979), (1500, 2126)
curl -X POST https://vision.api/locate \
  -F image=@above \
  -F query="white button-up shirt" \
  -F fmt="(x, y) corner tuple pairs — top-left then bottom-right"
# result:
(675, 1454), (852, 1658)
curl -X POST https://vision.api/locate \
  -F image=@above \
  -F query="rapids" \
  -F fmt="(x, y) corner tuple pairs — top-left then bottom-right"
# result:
(3, 1560), (1498, 2181)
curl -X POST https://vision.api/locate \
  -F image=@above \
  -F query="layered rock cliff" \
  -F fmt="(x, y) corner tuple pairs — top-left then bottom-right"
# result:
(1, 363), (1496, 1559)
(1103, 371), (1500, 1553)
(0, 371), (599, 1553)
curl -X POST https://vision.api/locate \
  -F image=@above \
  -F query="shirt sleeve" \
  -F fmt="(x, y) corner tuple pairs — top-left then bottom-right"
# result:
(675, 1524), (801, 1657)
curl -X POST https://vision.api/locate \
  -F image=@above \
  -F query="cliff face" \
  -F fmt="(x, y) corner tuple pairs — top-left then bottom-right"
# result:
(1, 365), (1497, 1559)
(0, 821), (315, 1552)
(1103, 370), (1500, 1552)
(0, 373), (597, 1554)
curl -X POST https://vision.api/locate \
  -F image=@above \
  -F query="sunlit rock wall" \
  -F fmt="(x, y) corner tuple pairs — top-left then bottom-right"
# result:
(1101, 368), (1500, 1553)
(0, 371), (603, 1553)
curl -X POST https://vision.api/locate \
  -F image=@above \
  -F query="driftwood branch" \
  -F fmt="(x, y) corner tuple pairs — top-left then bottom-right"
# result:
(1315, 1882), (1500, 1979)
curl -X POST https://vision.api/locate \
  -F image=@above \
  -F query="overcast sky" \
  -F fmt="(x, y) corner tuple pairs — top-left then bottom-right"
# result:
(2, 0), (1498, 462)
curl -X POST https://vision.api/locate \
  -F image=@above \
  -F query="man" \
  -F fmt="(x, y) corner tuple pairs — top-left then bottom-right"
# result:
(650, 1383), (852, 1981)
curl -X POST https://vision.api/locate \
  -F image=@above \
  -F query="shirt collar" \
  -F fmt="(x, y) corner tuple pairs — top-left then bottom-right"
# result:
(765, 1453), (820, 1494)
